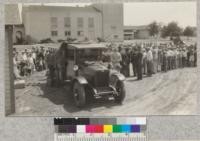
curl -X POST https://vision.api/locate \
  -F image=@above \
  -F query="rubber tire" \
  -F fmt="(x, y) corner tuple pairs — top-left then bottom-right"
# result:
(114, 81), (126, 104)
(85, 85), (94, 104)
(73, 81), (86, 107)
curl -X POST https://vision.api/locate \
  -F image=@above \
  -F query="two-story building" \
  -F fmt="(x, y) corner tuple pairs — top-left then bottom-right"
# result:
(21, 3), (123, 43)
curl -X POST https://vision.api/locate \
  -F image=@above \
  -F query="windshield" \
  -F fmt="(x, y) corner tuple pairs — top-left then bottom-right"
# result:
(77, 49), (102, 64)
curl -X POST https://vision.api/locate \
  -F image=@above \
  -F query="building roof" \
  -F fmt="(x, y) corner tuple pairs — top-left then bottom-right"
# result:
(68, 43), (106, 49)
(124, 25), (149, 30)
(22, 5), (100, 13)
(5, 4), (22, 25)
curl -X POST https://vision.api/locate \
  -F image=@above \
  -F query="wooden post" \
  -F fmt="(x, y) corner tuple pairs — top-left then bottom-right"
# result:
(5, 25), (15, 115)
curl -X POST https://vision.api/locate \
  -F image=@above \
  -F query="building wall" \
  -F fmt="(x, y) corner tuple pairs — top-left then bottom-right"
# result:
(124, 29), (135, 40)
(22, 7), (51, 42)
(22, 6), (103, 42)
(93, 3), (124, 42)
(124, 34), (134, 40)
(124, 26), (150, 40)
(135, 29), (150, 39)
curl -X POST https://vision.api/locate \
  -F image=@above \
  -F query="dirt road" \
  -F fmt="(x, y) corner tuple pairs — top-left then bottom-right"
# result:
(13, 68), (199, 116)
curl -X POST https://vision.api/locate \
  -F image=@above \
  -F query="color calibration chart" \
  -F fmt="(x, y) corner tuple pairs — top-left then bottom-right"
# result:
(54, 117), (147, 141)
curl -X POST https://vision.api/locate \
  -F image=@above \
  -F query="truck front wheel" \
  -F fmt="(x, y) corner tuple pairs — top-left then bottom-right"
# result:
(114, 81), (126, 104)
(73, 81), (86, 107)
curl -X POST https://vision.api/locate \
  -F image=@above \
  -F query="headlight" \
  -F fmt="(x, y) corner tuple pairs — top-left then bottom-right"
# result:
(73, 65), (79, 71)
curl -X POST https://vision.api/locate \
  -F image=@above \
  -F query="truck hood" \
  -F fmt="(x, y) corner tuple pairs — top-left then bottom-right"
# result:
(84, 61), (108, 72)
(82, 61), (110, 87)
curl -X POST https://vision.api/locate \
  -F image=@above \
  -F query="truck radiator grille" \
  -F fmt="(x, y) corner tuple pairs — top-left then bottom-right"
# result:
(94, 70), (109, 87)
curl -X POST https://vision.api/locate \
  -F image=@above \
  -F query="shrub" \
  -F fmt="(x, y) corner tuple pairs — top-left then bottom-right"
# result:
(40, 38), (54, 44)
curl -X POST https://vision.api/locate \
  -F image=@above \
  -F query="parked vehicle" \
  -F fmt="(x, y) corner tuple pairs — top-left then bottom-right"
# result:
(54, 42), (126, 107)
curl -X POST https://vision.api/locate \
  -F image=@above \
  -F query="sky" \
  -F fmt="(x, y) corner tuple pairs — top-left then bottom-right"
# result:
(124, 2), (196, 28)
(20, 2), (197, 28)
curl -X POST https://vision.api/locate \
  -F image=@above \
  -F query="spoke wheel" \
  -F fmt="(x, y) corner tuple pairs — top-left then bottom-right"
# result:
(73, 81), (86, 107)
(114, 81), (126, 104)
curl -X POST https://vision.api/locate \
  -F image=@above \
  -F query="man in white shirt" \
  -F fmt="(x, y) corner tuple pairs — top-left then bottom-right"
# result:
(111, 48), (122, 72)
(32, 51), (36, 70)
(152, 46), (158, 73)
(22, 52), (27, 62)
(167, 48), (172, 70)
(146, 47), (153, 76)
(142, 48), (147, 75)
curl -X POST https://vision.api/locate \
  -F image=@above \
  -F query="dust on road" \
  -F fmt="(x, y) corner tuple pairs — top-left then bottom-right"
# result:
(13, 68), (199, 116)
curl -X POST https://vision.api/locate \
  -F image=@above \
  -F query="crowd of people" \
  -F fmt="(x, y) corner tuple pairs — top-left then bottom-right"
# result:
(103, 42), (197, 80)
(13, 42), (197, 83)
(13, 46), (56, 79)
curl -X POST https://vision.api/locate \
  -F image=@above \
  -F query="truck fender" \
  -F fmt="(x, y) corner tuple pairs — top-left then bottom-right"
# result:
(111, 73), (125, 81)
(73, 76), (88, 84)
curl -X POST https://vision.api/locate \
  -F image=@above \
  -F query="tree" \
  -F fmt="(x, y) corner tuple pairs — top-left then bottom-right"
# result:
(148, 21), (159, 37)
(183, 26), (195, 37)
(161, 22), (183, 38)
(161, 25), (168, 38)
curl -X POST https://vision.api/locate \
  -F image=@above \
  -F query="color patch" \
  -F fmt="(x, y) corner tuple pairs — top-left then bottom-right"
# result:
(131, 125), (140, 132)
(136, 117), (146, 125)
(94, 125), (103, 133)
(66, 125), (76, 133)
(77, 125), (86, 133)
(54, 118), (90, 125)
(117, 118), (127, 124)
(125, 118), (136, 124)
(140, 125), (146, 132)
(86, 125), (96, 133)
(113, 125), (122, 133)
(58, 125), (67, 133)
(103, 125), (113, 133)
(54, 117), (146, 134)
(121, 125), (131, 133)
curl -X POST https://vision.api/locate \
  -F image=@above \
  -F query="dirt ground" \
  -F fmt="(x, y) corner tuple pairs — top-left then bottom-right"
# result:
(13, 67), (199, 116)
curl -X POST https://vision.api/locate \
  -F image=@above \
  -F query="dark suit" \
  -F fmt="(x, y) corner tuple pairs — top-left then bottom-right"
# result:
(136, 52), (143, 80)
(121, 53), (130, 77)
(131, 51), (137, 77)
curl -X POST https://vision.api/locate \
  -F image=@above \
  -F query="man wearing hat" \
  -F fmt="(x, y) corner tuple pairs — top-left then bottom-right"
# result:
(130, 46), (137, 77)
(122, 47), (131, 77)
(136, 45), (143, 80)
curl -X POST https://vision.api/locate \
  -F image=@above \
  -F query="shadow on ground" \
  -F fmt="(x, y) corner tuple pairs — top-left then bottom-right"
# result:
(38, 83), (121, 113)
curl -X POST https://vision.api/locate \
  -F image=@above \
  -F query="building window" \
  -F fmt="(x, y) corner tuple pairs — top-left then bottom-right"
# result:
(65, 31), (71, 36)
(114, 35), (118, 39)
(77, 17), (84, 28)
(51, 17), (58, 28)
(124, 29), (133, 32)
(88, 17), (94, 28)
(64, 17), (71, 27)
(111, 25), (116, 30)
(51, 31), (58, 36)
(77, 31), (84, 36)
